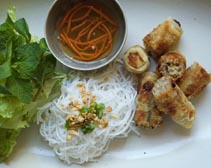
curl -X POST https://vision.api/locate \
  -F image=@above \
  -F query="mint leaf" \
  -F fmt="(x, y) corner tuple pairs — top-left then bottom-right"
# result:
(6, 40), (13, 60)
(6, 76), (32, 103)
(12, 43), (42, 79)
(0, 40), (13, 80)
(0, 30), (14, 61)
(0, 61), (11, 80)
(0, 85), (11, 96)
(5, 14), (15, 30)
(7, 6), (16, 22)
(15, 18), (31, 43)
(39, 38), (49, 50)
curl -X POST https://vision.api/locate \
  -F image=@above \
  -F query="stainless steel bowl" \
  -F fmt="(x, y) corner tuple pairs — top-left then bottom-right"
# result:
(45, 0), (127, 71)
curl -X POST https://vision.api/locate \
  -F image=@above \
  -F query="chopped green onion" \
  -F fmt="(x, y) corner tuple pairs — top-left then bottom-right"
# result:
(65, 120), (70, 130)
(97, 103), (105, 111)
(80, 106), (89, 114)
(81, 123), (95, 134)
(90, 102), (97, 108)
(66, 102), (106, 134)
(95, 103), (105, 118)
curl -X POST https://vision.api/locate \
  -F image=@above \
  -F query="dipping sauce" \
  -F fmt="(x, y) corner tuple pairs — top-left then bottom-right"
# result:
(59, 2), (118, 62)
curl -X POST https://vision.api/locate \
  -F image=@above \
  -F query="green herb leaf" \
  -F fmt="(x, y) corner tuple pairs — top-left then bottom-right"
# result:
(0, 96), (24, 119)
(0, 40), (13, 80)
(15, 18), (31, 43)
(0, 85), (11, 96)
(7, 6), (16, 22)
(0, 29), (14, 61)
(0, 95), (27, 130)
(6, 76), (32, 103)
(0, 128), (20, 162)
(39, 38), (48, 50)
(12, 42), (42, 79)
(5, 14), (15, 30)
(0, 61), (11, 80)
(81, 123), (95, 134)
(0, 6), (66, 161)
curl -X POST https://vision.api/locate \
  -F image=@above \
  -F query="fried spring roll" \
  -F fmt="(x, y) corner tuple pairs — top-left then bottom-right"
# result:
(124, 45), (150, 74)
(156, 51), (186, 81)
(152, 76), (196, 129)
(135, 72), (163, 128)
(143, 17), (183, 60)
(177, 62), (211, 99)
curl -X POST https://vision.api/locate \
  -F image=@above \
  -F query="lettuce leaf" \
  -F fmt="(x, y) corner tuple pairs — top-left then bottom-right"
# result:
(0, 128), (20, 162)
(0, 96), (24, 119)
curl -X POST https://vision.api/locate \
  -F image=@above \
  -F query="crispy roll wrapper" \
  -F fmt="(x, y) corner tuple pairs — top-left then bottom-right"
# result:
(143, 17), (183, 59)
(152, 76), (196, 129)
(177, 62), (211, 99)
(156, 51), (186, 81)
(135, 72), (163, 128)
(124, 45), (150, 74)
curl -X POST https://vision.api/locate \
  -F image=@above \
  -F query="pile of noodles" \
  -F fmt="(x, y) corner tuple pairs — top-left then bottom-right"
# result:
(37, 60), (137, 164)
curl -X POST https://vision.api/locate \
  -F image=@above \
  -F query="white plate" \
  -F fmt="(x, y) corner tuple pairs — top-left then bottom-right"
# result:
(1, 0), (211, 167)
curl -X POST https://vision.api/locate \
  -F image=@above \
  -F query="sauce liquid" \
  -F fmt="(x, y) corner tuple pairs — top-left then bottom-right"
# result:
(59, 1), (118, 62)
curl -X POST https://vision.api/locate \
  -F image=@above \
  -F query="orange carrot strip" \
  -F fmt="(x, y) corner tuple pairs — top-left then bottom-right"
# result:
(71, 19), (91, 32)
(89, 6), (118, 26)
(87, 19), (106, 41)
(67, 5), (91, 32)
(72, 8), (92, 22)
(59, 3), (84, 29)
(75, 18), (99, 41)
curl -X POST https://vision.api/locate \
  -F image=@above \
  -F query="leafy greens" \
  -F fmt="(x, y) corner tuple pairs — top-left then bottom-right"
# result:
(0, 7), (66, 162)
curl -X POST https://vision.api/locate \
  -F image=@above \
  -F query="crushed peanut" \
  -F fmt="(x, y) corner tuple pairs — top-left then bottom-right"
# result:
(80, 86), (86, 93)
(66, 134), (72, 141)
(87, 113), (94, 119)
(86, 91), (92, 96)
(106, 106), (112, 112)
(78, 116), (84, 122)
(76, 105), (82, 110)
(104, 76), (109, 81)
(68, 130), (79, 136)
(102, 118), (109, 128)
(77, 82), (84, 87)
(97, 117), (109, 128)
(91, 95), (96, 102)
(82, 97), (89, 105)
(110, 113), (119, 119)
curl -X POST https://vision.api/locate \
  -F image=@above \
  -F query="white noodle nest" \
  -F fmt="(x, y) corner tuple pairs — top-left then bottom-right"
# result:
(37, 60), (137, 164)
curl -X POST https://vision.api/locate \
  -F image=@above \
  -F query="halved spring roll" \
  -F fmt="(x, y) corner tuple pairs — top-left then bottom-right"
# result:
(152, 76), (196, 129)
(177, 62), (211, 100)
(135, 72), (163, 128)
(143, 17), (183, 60)
(124, 45), (150, 74)
(156, 51), (186, 81)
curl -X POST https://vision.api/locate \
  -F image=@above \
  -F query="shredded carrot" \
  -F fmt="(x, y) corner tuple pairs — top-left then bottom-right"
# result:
(59, 3), (118, 61)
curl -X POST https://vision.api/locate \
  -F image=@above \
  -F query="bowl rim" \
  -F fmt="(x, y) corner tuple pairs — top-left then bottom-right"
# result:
(45, 0), (127, 71)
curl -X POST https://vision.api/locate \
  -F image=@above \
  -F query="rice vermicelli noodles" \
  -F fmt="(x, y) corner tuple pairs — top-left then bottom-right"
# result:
(37, 60), (137, 164)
